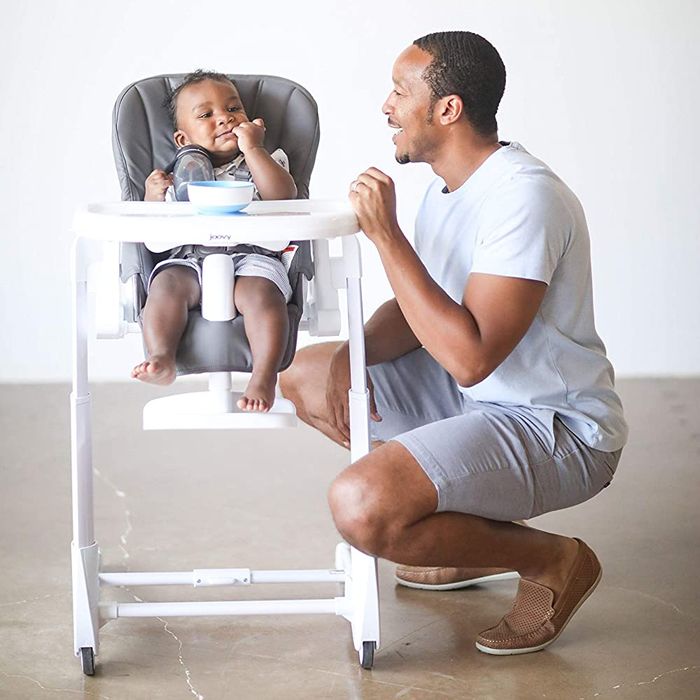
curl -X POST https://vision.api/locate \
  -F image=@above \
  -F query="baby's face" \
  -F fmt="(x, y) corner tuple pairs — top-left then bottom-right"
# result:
(173, 79), (250, 165)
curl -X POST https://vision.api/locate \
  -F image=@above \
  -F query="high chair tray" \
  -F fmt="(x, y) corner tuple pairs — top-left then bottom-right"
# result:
(73, 199), (359, 244)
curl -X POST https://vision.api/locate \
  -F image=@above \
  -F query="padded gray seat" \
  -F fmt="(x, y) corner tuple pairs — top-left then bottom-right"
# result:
(112, 74), (320, 374)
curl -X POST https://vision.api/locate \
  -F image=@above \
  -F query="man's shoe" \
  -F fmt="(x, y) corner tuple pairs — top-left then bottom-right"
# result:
(475, 538), (602, 655)
(395, 565), (519, 591)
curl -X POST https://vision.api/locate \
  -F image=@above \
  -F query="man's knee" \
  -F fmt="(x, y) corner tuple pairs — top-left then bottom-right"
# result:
(279, 350), (310, 401)
(328, 471), (393, 556)
(280, 344), (326, 400)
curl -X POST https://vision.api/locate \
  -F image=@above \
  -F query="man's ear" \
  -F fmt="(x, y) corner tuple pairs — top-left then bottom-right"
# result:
(437, 95), (464, 125)
(174, 130), (190, 148)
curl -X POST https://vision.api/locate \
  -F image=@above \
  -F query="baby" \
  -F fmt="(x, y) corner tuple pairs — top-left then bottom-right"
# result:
(131, 70), (297, 413)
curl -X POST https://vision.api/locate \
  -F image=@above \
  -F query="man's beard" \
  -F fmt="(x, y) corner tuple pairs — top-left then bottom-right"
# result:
(395, 152), (410, 165)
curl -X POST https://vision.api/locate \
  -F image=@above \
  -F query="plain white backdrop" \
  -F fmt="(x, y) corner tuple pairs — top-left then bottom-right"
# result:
(1, 0), (698, 381)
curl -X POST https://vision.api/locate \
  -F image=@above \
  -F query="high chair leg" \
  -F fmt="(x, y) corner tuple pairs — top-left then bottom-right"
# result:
(70, 238), (102, 673)
(343, 236), (380, 667)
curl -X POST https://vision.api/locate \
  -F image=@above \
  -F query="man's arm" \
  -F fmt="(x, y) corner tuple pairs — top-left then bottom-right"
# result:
(325, 298), (419, 442)
(377, 244), (546, 386)
(350, 168), (547, 387)
(349, 297), (421, 367)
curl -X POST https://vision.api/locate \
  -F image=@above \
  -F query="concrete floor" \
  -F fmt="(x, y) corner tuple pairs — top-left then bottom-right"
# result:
(0, 378), (699, 699)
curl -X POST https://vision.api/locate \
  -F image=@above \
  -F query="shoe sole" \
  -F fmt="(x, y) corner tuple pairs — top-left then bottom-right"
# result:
(474, 566), (603, 655)
(395, 571), (520, 591)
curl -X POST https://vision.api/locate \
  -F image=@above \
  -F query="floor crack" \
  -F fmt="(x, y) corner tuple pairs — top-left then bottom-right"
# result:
(0, 669), (111, 698)
(95, 466), (205, 699)
(607, 586), (699, 622)
(636, 665), (700, 687)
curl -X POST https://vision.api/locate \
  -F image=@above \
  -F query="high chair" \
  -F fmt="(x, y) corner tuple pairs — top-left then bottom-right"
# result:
(70, 73), (379, 676)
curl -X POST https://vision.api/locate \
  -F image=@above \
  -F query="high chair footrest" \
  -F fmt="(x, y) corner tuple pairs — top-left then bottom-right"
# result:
(100, 598), (347, 619)
(99, 568), (346, 586)
(143, 392), (297, 430)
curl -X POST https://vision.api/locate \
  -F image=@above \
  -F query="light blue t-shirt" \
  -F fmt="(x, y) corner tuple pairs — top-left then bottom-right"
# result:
(415, 142), (628, 452)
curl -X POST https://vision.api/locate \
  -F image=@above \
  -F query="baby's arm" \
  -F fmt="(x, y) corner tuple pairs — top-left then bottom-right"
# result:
(234, 119), (297, 200)
(144, 169), (173, 201)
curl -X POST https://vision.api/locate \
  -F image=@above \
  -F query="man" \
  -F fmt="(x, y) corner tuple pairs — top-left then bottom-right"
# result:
(280, 31), (627, 655)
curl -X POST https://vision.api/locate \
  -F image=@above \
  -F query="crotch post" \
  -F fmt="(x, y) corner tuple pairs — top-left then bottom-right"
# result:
(202, 253), (236, 321)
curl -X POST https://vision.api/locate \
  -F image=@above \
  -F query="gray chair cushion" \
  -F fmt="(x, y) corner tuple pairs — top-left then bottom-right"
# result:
(112, 74), (319, 375)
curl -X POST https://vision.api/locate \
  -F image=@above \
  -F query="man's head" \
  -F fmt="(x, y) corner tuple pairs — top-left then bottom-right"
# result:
(168, 70), (251, 165)
(383, 32), (506, 165)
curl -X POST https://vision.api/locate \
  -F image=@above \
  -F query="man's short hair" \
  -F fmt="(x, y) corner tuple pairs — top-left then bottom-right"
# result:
(413, 31), (506, 136)
(167, 69), (236, 128)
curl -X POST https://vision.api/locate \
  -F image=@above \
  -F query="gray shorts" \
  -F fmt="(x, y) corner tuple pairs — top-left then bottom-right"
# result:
(148, 253), (293, 302)
(368, 348), (621, 521)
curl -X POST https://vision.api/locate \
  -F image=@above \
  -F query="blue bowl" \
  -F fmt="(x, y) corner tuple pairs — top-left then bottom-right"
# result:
(187, 181), (255, 214)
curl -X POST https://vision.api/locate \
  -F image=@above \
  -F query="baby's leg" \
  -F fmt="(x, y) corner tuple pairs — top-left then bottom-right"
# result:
(131, 266), (201, 385)
(234, 276), (289, 412)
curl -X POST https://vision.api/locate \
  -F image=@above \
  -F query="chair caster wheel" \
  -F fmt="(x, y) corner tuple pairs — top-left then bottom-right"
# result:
(360, 640), (376, 670)
(80, 647), (95, 676)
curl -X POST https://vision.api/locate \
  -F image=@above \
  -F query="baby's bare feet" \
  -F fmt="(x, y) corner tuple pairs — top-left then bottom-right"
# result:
(131, 356), (176, 385)
(237, 373), (277, 412)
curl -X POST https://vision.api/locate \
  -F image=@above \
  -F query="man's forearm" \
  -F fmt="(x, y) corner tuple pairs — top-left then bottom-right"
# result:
(360, 297), (421, 366)
(374, 234), (485, 384)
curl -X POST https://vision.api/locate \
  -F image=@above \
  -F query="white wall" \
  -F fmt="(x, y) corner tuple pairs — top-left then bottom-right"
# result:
(1, 0), (698, 381)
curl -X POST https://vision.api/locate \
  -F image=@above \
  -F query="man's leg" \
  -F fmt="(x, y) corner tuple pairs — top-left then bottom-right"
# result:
(283, 346), (605, 654)
(328, 441), (576, 592)
(328, 441), (599, 655)
(281, 345), (518, 588)
(394, 524), (527, 590)
(280, 342), (348, 444)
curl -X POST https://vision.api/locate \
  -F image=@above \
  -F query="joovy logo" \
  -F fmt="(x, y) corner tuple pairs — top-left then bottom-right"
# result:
(209, 234), (232, 241)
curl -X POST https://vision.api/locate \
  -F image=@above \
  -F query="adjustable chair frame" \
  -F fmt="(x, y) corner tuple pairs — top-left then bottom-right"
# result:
(70, 71), (379, 676)
(70, 201), (380, 675)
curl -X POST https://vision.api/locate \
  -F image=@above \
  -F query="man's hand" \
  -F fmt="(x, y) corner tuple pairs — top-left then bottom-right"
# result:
(233, 118), (266, 155)
(349, 167), (402, 246)
(144, 169), (173, 201)
(326, 343), (381, 446)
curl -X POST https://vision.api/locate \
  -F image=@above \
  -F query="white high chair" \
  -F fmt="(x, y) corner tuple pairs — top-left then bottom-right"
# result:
(70, 74), (380, 676)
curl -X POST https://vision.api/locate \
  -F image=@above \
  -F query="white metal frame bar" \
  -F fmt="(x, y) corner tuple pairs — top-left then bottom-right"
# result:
(99, 568), (345, 586)
(100, 599), (349, 619)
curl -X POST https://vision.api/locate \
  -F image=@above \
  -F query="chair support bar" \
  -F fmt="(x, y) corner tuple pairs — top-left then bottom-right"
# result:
(101, 598), (351, 619)
(100, 568), (346, 587)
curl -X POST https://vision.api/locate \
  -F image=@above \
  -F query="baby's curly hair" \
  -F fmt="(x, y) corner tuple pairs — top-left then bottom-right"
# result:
(166, 69), (236, 128)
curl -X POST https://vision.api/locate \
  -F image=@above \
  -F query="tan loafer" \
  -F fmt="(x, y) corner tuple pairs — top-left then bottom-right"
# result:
(395, 565), (519, 590)
(475, 538), (602, 655)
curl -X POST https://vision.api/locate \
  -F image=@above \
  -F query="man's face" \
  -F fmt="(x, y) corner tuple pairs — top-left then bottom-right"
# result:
(173, 79), (250, 165)
(382, 45), (437, 165)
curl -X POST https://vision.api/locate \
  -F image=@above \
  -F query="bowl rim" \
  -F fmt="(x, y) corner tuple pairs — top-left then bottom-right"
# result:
(187, 181), (254, 189)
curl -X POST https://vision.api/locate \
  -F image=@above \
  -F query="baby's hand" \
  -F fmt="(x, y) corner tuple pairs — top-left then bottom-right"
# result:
(144, 169), (173, 201)
(233, 118), (266, 154)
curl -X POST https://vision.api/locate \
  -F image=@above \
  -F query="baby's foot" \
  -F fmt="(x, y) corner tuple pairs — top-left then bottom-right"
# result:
(131, 356), (176, 385)
(237, 373), (277, 412)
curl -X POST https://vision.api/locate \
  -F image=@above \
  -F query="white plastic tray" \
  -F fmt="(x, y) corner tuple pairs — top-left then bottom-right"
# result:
(72, 199), (359, 244)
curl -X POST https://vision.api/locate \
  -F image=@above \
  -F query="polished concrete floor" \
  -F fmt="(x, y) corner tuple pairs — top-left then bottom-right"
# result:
(1, 378), (699, 699)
